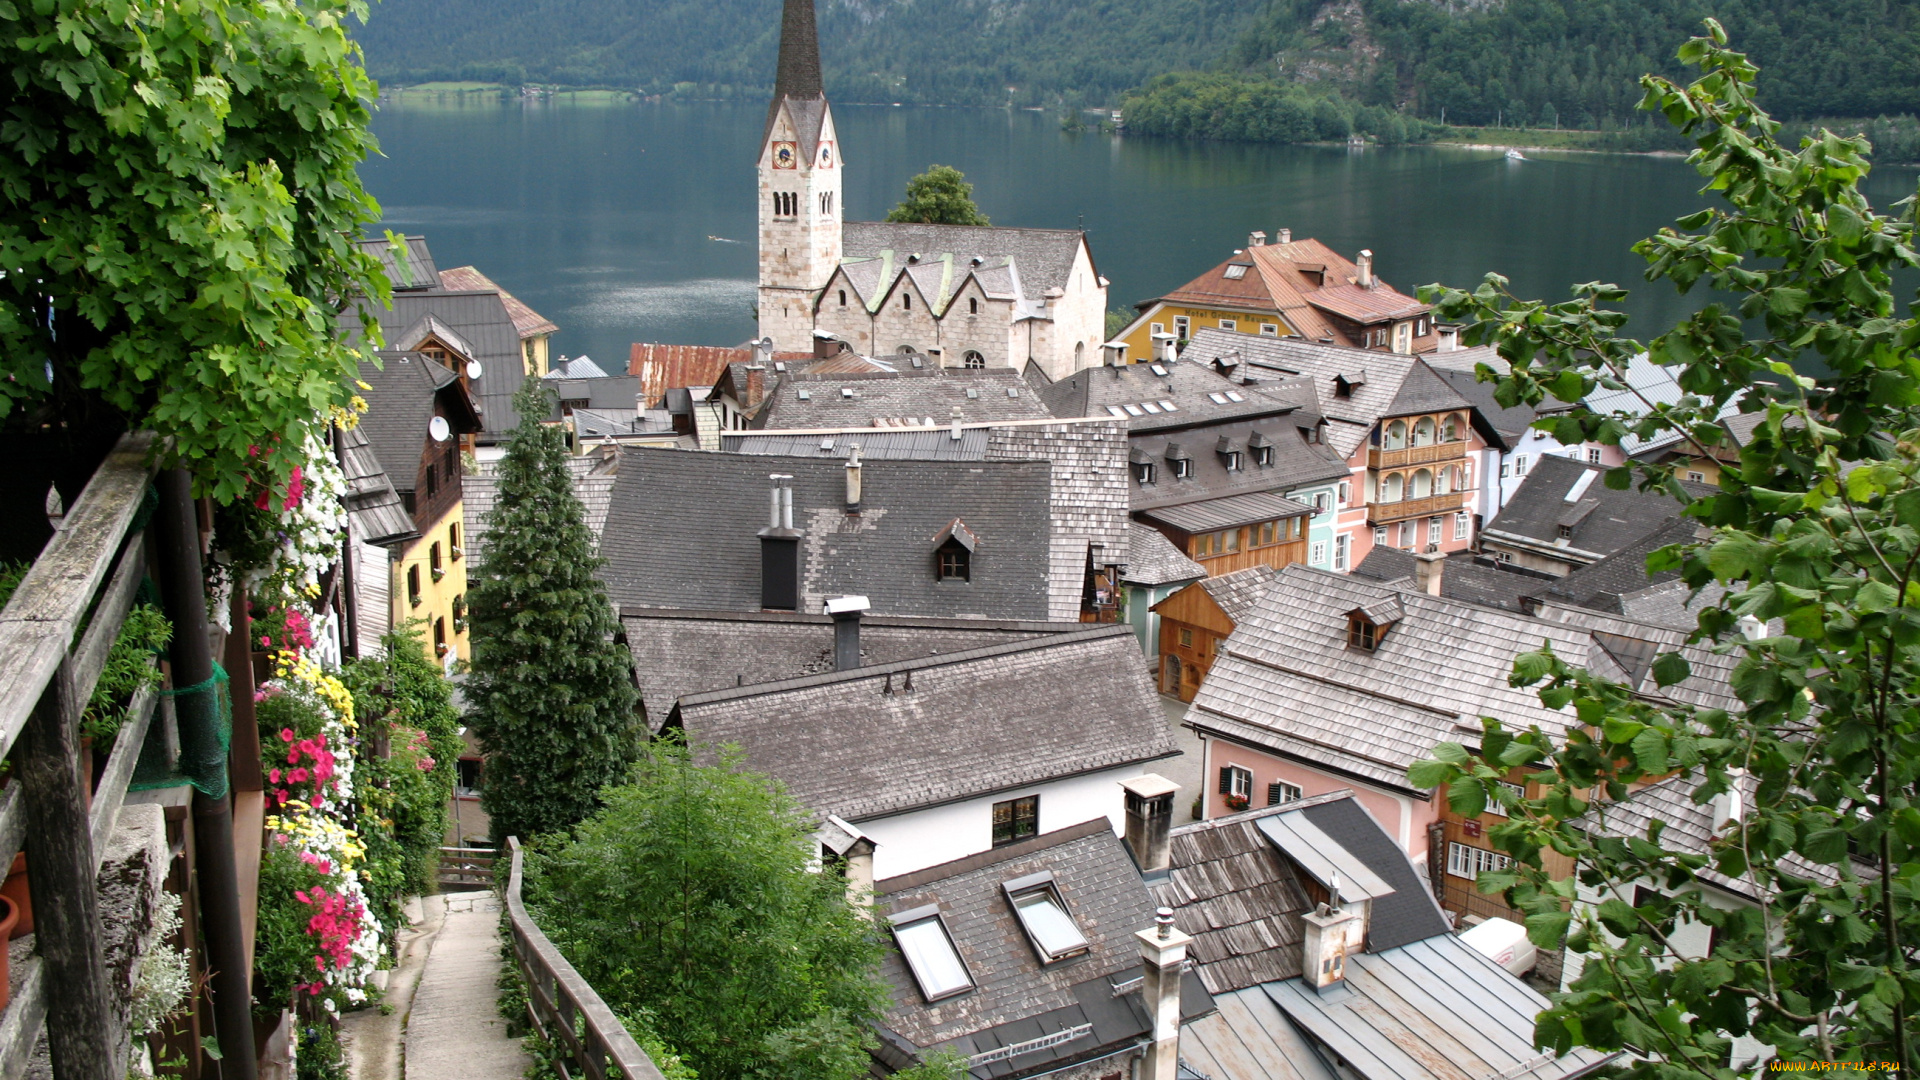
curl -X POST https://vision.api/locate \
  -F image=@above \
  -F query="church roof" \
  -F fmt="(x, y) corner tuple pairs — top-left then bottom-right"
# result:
(764, 0), (825, 145)
(844, 221), (1089, 299)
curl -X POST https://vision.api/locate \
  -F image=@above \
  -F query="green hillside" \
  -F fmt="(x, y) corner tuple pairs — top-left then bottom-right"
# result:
(350, 0), (1273, 107)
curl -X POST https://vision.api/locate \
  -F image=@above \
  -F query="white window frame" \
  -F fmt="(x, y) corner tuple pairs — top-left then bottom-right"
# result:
(1223, 765), (1253, 801)
(1688, 470), (1706, 482)
(1454, 512), (1471, 540)
(1500, 461), (1511, 479)
(1428, 517), (1442, 545)
(1150, 322), (1165, 336)
(1334, 533), (1350, 572)
(890, 907), (975, 1001)
(1313, 492), (1331, 514)
(1447, 842), (1515, 880)
(1268, 780), (1303, 806)
(1310, 540), (1328, 565)
(1219, 318), (1237, 332)
(1260, 323), (1280, 336)
(1479, 781), (1528, 818)
(1587, 447), (1603, 464)
(1374, 527), (1387, 547)
(1173, 316), (1191, 339)
(1514, 456), (1528, 476)
(1337, 481), (1350, 506)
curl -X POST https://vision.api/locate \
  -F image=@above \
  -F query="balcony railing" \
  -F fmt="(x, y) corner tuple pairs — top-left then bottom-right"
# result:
(505, 837), (666, 1080)
(1367, 441), (1468, 470)
(1367, 489), (1468, 526)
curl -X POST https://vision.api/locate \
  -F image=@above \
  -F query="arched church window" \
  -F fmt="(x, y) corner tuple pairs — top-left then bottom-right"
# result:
(964, 351), (985, 369)
(904, 293), (911, 311)
(898, 345), (918, 355)
(1075, 341), (1084, 366)
(838, 290), (847, 307)
(969, 297), (978, 315)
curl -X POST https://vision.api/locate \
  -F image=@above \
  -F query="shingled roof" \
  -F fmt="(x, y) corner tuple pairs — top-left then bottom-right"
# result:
(668, 626), (1178, 823)
(354, 353), (474, 494)
(873, 821), (1209, 1072)
(1129, 413), (1351, 516)
(843, 222), (1089, 298)
(1351, 548), (1551, 614)
(757, 366), (1053, 429)
(336, 423), (414, 547)
(1121, 522), (1205, 587)
(1147, 238), (1432, 349)
(1483, 454), (1712, 567)
(1035, 358), (1314, 432)
(1191, 565), (1278, 624)
(1185, 331), (1477, 459)
(1184, 565), (1737, 793)
(436, 265), (558, 339)
(463, 449), (618, 565)
(619, 608), (1076, 729)
(599, 446), (1061, 619)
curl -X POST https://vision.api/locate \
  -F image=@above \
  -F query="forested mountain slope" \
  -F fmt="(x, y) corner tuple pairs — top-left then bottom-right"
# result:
(350, 0), (1269, 107)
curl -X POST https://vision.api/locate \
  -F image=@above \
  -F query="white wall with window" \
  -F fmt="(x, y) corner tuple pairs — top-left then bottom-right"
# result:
(852, 761), (1166, 879)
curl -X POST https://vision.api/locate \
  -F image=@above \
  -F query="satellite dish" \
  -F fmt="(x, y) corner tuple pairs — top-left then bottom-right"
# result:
(466, 360), (484, 381)
(429, 416), (451, 443)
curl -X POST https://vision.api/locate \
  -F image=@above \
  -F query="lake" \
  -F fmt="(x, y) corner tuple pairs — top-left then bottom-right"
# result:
(361, 97), (1919, 369)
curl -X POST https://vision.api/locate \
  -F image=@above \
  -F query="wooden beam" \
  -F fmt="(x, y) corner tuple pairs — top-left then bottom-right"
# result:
(0, 958), (46, 1080)
(88, 682), (157, 860)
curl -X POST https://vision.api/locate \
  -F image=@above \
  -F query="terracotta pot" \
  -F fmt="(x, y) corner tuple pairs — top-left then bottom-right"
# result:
(0, 895), (20, 1009)
(1, 853), (28, 938)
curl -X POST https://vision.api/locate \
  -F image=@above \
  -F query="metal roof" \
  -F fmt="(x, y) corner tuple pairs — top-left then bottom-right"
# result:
(1253, 814), (1394, 902)
(723, 428), (990, 460)
(1138, 490), (1315, 532)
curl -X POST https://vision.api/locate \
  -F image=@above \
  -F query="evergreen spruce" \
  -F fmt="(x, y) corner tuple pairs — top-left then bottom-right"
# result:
(465, 379), (642, 842)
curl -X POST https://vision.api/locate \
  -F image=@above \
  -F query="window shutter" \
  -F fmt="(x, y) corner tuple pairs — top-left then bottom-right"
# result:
(1267, 782), (1285, 806)
(1219, 767), (1233, 794)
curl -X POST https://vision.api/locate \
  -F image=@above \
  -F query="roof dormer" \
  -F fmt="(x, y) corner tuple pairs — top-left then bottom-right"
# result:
(1345, 597), (1403, 652)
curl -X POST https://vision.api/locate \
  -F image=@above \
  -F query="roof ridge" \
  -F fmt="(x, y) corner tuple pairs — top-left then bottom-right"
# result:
(617, 606), (1083, 632)
(676, 624), (1134, 707)
(874, 817), (1114, 891)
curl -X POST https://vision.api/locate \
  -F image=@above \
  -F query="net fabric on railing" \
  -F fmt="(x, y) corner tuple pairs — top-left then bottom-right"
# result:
(131, 661), (231, 799)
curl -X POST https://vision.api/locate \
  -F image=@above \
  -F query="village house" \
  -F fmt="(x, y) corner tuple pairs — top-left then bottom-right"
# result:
(437, 263), (559, 377)
(351, 235), (553, 452)
(1179, 562), (1739, 942)
(1113, 231), (1441, 361)
(1117, 522), (1206, 657)
(1038, 352), (1353, 575)
(870, 813), (1207, 1080)
(755, 0), (1107, 378)
(1159, 791), (1618, 1080)
(354, 352), (482, 669)
(1188, 329), (1499, 571)
(664, 623), (1179, 879)
(598, 429), (1131, 624)
(1150, 564), (1275, 703)
(1478, 454), (1711, 577)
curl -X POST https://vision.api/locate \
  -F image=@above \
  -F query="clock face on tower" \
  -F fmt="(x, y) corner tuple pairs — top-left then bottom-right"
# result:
(772, 142), (798, 169)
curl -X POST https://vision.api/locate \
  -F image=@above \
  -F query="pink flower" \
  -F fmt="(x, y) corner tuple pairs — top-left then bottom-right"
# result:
(280, 728), (295, 743)
(289, 768), (309, 783)
(260, 635), (271, 648)
(282, 467), (305, 512)
(417, 757), (436, 771)
(270, 769), (282, 784)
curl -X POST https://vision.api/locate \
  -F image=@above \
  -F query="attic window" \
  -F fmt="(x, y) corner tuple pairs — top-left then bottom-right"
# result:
(841, 387), (856, 399)
(1223, 263), (1251, 280)
(1106, 406), (1127, 418)
(1004, 872), (1090, 963)
(1225, 390), (1246, 402)
(1256, 446), (1273, 466)
(1159, 400), (1178, 411)
(890, 906), (974, 1001)
(1207, 392), (1229, 405)
(932, 520), (977, 582)
(1149, 364), (1168, 376)
(797, 389), (812, 400)
(1348, 614), (1385, 651)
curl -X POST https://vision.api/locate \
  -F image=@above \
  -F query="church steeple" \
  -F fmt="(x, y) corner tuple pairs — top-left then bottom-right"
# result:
(772, 0), (824, 105)
(757, 0), (842, 354)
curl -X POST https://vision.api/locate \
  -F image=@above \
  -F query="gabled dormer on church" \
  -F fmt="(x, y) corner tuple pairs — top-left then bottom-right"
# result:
(758, 0), (842, 354)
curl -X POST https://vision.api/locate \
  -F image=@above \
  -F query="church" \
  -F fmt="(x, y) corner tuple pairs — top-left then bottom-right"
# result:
(756, 0), (1110, 382)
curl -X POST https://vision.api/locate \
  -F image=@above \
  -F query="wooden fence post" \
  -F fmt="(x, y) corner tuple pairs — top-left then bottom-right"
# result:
(18, 663), (115, 1079)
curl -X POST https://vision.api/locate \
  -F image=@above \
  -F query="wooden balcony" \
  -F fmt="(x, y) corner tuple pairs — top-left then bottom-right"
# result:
(1366, 490), (1467, 526)
(1368, 440), (1469, 470)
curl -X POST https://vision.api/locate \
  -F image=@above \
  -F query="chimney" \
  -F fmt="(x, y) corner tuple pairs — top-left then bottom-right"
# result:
(1412, 551), (1445, 596)
(820, 815), (876, 914)
(1301, 892), (1366, 991)
(1711, 769), (1748, 832)
(1151, 332), (1177, 363)
(1356, 249), (1375, 289)
(1248, 230), (1267, 247)
(1103, 341), (1129, 367)
(758, 474), (801, 610)
(826, 595), (870, 671)
(1121, 775), (1180, 875)
(950, 406), (964, 442)
(1136, 908), (1191, 1080)
(844, 443), (863, 510)
(1277, 227), (1291, 244)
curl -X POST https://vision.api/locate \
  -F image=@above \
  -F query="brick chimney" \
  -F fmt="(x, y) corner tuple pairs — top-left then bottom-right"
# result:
(1356, 249), (1375, 289)
(1412, 551), (1445, 596)
(1136, 908), (1190, 1080)
(1301, 889), (1366, 992)
(1121, 775), (1180, 875)
(757, 474), (801, 610)
(825, 595), (869, 672)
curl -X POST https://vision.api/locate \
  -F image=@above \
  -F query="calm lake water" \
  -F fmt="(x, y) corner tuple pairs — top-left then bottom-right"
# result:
(361, 98), (1920, 368)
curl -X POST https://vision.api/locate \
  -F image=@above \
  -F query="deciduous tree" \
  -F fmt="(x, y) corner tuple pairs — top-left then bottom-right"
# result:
(885, 164), (990, 226)
(465, 379), (642, 842)
(1413, 22), (1920, 1076)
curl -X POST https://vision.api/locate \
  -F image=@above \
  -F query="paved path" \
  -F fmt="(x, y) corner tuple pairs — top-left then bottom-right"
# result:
(400, 893), (529, 1080)
(341, 896), (442, 1080)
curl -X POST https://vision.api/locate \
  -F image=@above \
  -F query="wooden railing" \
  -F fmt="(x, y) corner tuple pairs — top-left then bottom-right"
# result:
(437, 845), (496, 888)
(1366, 489), (1467, 526)
(0, 433), (162, 1077)
(1367, 440), (1468, 470)
(503, 838), (665, 1080)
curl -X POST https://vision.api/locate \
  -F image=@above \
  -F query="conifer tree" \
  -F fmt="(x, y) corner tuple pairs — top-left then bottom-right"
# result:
(465, 379), (642, 842)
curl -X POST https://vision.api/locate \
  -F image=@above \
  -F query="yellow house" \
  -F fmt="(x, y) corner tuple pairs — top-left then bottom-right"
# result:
(1115, 231), (1439, 361)
(356, 351), (485, 666)
(437, 265), (560, 377)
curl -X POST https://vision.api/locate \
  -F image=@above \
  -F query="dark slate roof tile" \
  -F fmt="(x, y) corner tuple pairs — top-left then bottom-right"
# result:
(355, 352), (458, 490)
(1122, 522), (1205, 587)
(1484, 454), (1711, 559)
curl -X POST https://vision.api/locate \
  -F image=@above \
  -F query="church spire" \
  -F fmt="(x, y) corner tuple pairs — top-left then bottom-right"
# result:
(772, 0), (824, 102)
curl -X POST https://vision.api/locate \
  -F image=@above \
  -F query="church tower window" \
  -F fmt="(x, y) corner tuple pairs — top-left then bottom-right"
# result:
(963, 351), (985, 369)
(839, 290), (847, 307)
(969, 297), (978, 315)
(904, 293), (911, 311)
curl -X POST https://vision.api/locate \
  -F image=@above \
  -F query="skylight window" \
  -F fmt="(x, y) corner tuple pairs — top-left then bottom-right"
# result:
(796, 389), (812, 400)
(1123, 404), (1144, 416)
(1140, 401), (1162, 414)
(1004, 872), (1089, 963)
(1149, 364), (1169, 376)
(841, 387), (855, 399)
(1223, 263), (1251, 280)
(1159, 401), (1178, 411)
(1106, 405), (1127, 417)
(890, 906), (973, 1001)
(1225, 390), (1246, 402)
(1207, 392), (1229, 405)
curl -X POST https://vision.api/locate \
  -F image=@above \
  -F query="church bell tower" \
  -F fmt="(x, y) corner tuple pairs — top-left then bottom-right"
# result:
(758, 0), (843, 354)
